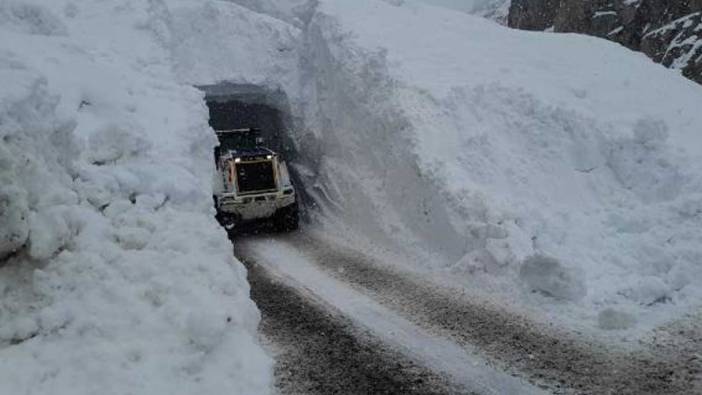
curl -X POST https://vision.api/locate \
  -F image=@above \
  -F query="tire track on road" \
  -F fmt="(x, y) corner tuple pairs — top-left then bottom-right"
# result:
(274, 232), (701, 394)
(238, 243), (464, 394)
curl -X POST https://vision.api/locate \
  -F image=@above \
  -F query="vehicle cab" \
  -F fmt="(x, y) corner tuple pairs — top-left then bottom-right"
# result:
(214, 128), (298, 230)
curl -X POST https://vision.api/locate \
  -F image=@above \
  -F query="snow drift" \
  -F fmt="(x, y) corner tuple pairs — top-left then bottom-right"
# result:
(284, 0), (702, 333)
(0, 1), (272, 393)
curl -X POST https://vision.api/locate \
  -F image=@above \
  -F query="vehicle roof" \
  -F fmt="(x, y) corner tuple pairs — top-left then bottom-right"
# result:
(215, 128), (260, 134)
(225, 146), (275, 158)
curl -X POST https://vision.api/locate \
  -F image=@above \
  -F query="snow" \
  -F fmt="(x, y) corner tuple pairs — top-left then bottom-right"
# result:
(0, 1), (272, 394)
(416, 0), (479, 13)
(287, 0), (702, 337)
(417, 0), (510, 24)
(3, 0), (702, 390)
(595, 11), (618, 18)
(165, 0), (301, 87)
(608, 26), (624, 36)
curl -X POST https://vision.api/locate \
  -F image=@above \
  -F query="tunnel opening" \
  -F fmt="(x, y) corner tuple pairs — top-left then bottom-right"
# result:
(198, 82), (310, 231)
(199, 83), (294, 156)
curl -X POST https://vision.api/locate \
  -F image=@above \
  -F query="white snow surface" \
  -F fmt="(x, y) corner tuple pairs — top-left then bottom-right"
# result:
(0, 1), (273, 394)
(418, 0), (510, 23)
(286, 0), (702, 336)
(3, 0), (702, 392)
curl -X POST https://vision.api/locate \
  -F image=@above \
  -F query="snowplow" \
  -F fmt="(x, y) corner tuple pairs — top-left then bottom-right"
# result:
(213, 128), (298, 231)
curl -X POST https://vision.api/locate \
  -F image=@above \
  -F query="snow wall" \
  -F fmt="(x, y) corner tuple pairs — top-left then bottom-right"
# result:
(0, 1), (273, 394)
(295, 0), (702, 331)
(189, 0), (702, 333)
(304, 0), (702, 331)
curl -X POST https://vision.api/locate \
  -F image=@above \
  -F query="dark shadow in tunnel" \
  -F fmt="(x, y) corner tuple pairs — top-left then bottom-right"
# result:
(197, 82), (312, 221)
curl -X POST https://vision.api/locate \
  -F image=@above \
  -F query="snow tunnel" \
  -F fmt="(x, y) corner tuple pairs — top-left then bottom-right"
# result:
(197, 83), (310, 220)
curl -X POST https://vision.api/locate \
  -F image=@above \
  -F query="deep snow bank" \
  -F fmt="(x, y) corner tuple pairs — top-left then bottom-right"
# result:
(292, 0), (702, 333)
(0, 1), (271, 393)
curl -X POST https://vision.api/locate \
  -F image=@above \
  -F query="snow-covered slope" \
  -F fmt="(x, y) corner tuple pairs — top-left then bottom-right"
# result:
(292, 0), (702, 334)
(0, 1), (272, 393)
(418, 0), (510, 24)
(3, 0), (701, 391)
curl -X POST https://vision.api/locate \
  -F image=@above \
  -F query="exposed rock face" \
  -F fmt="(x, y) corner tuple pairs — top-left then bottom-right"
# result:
(509, 0), (702, 85)
(641, 11), (702, 83)
(508, 0), (560, 30)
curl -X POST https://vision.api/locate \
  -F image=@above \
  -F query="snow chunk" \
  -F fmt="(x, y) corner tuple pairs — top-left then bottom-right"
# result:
(606, 117), (685, 203)
(27, 208), (71, 260)
(519, 254), (586, 301)
(598, 308), (636, 330)
(87, 123), (151, 165)
(0, 185), (29, 259)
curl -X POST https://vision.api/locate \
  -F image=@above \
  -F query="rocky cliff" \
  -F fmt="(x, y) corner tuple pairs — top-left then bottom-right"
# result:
(508, 0), (702, 84)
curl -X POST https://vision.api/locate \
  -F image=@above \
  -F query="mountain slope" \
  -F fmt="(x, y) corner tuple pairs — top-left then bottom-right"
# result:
(509, 0), (702, 84)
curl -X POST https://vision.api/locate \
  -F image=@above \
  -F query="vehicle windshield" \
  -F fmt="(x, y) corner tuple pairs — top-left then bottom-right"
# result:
(217, 130), (259, 152)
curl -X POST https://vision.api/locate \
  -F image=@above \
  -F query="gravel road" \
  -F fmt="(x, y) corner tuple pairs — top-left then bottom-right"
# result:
(235, 231), (701, 394)
(238, 245), (466, 394)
